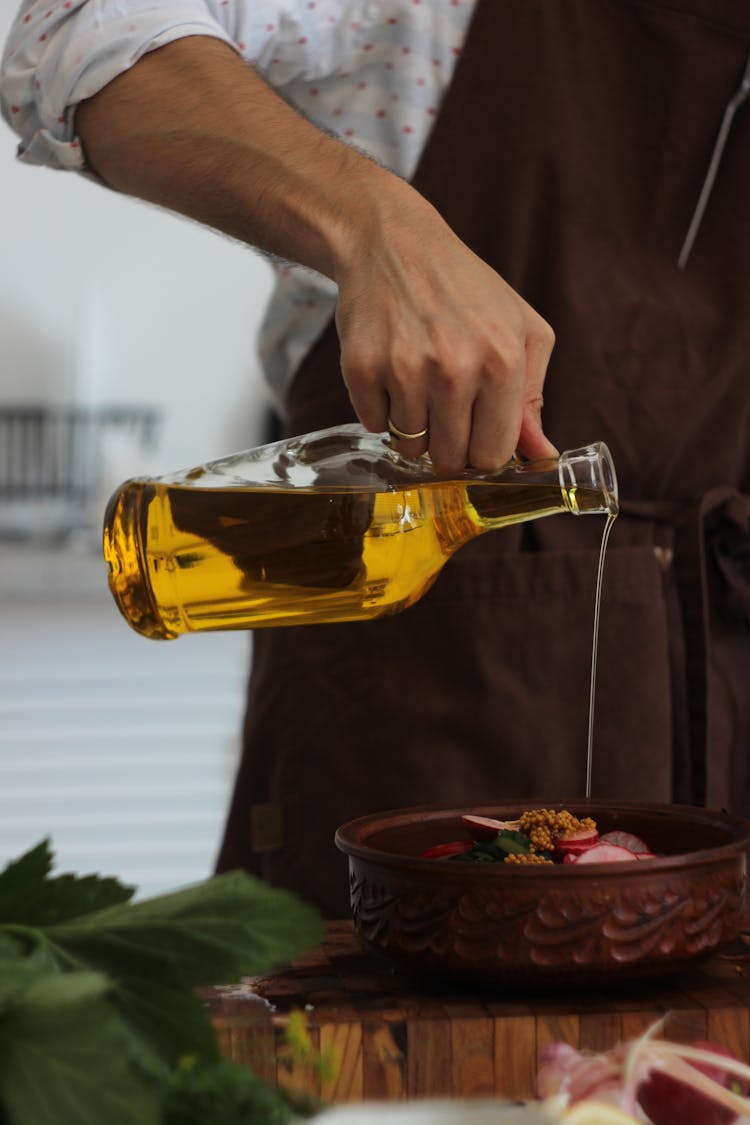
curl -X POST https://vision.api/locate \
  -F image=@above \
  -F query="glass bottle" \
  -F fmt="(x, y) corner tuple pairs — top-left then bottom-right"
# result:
(102, 423), (618, 639)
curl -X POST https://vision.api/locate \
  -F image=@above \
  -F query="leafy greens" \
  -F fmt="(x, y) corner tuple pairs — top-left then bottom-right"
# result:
(0, 839), (323, 1125)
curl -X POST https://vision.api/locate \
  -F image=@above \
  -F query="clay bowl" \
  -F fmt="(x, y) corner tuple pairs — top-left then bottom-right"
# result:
(334, 800), (750, 989)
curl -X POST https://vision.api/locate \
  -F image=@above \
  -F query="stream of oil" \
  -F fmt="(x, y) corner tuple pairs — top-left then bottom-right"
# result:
(585, 511), (618, 798)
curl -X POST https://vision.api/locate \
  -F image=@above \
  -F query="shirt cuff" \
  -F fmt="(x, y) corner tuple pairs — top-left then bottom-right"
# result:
(21, 18), (238, 171)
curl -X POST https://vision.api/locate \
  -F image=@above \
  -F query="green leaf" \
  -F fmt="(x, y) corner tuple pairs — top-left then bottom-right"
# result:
(493, 836), (531, 857)
(452, 829), (535, 864)
(104, 979), (220, 1066)
(18, 969), (109, 1007)
(0, 937), (51, 1010)
(0, 841), (53, 915)
(0, 840), (133, 927)
(24, 872), (135, 927)
(51, 871), (322, 989)
(41, 872), (322, 1066)
(0, 846), (324, 1124)
(0, 972), (161, 1125)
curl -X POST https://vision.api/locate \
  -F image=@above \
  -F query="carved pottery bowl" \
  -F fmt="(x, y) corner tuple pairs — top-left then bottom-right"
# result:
(334, 800), (750, 988)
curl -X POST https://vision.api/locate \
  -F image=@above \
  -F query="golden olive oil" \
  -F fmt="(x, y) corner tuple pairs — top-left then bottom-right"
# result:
(103, 477), (614, 640)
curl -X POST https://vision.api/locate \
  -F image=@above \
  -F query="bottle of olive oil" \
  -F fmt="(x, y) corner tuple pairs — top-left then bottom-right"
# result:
(102, 424), (618, 639)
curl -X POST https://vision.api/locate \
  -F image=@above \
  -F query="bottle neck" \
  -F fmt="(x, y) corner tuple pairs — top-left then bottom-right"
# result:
(558, 443), (619, 516)
(464, 442), (618, 531)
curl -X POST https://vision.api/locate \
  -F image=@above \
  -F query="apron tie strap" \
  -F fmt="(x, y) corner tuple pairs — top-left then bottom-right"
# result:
(621, 490), (750, 805)
(703, 489), (750, 627)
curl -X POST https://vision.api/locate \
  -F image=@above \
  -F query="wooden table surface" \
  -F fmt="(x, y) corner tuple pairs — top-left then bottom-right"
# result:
(205, 921), (750, 1105)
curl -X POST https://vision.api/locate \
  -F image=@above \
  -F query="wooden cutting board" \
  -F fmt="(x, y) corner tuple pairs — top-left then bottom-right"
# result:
(204, 921), (750, 1104)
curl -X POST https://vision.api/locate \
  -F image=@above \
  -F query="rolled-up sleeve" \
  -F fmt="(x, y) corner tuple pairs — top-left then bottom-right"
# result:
(0, 1), (240, 170)
(2, 0), (390, 172)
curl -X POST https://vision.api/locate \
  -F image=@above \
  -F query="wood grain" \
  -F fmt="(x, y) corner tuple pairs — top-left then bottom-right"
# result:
(492, 1010), (537, 1099)
(362, 1017), (407, 1100)
(204, 921), (750, 1104)
(449, 1009), (495, 1098)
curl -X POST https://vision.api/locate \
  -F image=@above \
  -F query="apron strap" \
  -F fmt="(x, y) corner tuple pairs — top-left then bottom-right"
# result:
(621, 489), (750, 806)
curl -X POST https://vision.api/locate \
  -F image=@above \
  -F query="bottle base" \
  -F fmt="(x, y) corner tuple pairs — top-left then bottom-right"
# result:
(103, 483), (176, 641)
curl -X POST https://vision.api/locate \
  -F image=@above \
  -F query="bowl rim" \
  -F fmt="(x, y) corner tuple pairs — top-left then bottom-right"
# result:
(334, 798), (750, 876)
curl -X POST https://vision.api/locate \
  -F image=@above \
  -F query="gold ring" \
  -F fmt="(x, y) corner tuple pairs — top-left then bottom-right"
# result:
(387, 417), (428, 441)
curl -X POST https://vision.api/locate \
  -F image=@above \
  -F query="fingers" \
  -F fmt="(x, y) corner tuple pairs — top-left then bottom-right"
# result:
(336, 218), (557, 471)
(342, 335), (434, 459)
(383, 362), (432, 459)
(466, 308), (556, 470)
(516, 316), (559, 462)
(387, 346), (475, 466)
(345, 342), (470, 465)
(343, 309), (557, 472)
(437, 306), (556, 470)
(467, 369), (523, 471)
(517, 400), (560, 462)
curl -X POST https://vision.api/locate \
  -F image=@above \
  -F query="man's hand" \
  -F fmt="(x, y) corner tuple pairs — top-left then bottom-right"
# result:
(76, 35), (557, 470)
(335, 187), (556, 471)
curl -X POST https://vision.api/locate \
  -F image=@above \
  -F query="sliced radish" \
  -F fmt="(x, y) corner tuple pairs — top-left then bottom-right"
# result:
(460, 814), (510, 840)
(554, 827), (599, 859)
(635, 852), (657, 860)
(599, 830), (651, 854)
(570, 843), (640, 864)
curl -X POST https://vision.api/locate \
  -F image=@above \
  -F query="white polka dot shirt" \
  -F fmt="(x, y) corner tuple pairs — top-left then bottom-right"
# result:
(0, 0), (477, 406)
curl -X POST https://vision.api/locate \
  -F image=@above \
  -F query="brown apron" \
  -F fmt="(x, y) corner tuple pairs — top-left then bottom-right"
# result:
(217, 0), (750, 918)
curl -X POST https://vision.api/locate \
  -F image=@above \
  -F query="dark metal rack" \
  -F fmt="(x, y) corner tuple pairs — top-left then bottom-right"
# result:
(0, 404), (161, 539)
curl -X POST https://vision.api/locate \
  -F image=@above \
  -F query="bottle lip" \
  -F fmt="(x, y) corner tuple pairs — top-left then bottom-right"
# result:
(559, 441), (619, 515)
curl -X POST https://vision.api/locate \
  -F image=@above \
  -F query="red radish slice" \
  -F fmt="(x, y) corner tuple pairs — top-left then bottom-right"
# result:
(554, 827), (599, 859)
(599, 830), (651, 854)
(421, 840), (474, 859)
(460, 814), (510, 840)
(570, 843), (640, 864)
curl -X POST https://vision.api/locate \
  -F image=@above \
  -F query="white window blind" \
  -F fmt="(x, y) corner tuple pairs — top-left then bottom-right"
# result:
(0, 544), (250, 901)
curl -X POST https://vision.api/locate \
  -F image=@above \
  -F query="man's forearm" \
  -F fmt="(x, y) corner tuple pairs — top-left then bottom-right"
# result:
(75, 32), (557, 472)
(75, 35), (409, 282)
